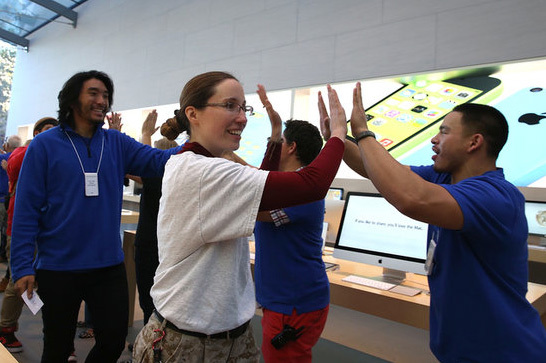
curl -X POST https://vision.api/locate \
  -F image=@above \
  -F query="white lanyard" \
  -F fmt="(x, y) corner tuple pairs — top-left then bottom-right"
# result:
(65, 131), (105, 197)
(425, 227), (439, 275)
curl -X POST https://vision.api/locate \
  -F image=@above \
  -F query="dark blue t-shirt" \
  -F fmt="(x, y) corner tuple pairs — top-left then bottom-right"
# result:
(412, 165), (546, 362)
(254, 199), (329, 315)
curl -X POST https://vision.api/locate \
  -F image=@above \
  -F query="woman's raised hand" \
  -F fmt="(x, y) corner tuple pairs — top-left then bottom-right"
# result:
(257, 84), (282, 142)
(318, 90), (331, 141)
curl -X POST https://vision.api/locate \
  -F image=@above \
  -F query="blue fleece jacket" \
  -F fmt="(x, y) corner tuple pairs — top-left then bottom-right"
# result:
(10, 124), (181, 282)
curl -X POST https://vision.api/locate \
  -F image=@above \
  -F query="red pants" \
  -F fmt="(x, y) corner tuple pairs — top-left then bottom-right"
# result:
(261, 305), (329, 363)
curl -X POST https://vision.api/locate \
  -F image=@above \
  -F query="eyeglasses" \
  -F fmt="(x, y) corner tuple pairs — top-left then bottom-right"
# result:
(203, 102), (254, 116)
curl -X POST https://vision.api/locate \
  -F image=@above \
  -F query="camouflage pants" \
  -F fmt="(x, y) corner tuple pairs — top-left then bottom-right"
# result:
(133, 314), (260, 363)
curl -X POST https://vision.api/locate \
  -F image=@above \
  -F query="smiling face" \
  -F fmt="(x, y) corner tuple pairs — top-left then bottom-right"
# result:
(430, 111), (471, 175)
(71, 78), (109, 128)
(188, 78), (248, 156)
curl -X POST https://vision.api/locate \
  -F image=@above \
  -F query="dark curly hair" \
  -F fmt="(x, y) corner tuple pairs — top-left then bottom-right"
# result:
(283, 119), (323, 166)
(57, 70), (113, 128)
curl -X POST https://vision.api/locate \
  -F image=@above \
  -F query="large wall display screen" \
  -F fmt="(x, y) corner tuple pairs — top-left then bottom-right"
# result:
(117, 58), (546, 188)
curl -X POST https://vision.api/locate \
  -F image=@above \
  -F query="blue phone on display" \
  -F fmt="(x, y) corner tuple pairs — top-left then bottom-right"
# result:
(494, 86), (546, 186)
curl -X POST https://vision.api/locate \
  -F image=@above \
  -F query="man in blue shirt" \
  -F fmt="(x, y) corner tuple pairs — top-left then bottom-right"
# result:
(319, 82), (546, 362)
(255, 104), (329, 361)
(11, 70), (181, 362)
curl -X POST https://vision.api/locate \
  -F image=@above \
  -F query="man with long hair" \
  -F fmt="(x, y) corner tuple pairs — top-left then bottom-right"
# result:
(10, 70), (180, 362)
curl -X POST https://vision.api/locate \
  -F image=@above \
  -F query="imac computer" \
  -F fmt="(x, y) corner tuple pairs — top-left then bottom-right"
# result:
(525, 200), (546, 236)
(323, 199), (345, 246)
(326, 187), (344, 201)
(333, 192), (429, 283)
(525, 200), (546, 246)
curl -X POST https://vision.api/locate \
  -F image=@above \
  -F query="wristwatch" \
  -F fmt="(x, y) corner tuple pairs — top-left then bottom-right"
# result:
(354, 130), (376, 143)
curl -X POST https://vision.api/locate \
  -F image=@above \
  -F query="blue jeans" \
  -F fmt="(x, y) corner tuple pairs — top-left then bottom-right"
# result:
(36, 263), (129, 363)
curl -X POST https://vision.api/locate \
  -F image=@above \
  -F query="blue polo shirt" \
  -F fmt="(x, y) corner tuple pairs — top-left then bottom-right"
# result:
(254, 199), (329, 315)
(412, 165), (546, 362)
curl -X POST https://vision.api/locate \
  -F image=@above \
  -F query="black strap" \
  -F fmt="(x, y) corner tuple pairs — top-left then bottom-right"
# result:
(153, 310), (249, 339)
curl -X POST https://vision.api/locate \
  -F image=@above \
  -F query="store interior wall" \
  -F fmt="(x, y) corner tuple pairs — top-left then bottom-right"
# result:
(6, 0), (546, 137)
(3, 0), (546, 349)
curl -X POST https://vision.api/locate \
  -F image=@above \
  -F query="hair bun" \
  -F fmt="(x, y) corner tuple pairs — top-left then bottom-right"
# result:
(160, 117), (182, 141)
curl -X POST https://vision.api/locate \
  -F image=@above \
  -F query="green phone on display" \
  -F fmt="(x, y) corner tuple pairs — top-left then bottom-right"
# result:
(348, 76), (502, 158)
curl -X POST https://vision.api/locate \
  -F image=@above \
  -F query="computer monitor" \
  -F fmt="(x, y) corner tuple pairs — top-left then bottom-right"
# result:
(333, 192), (429, 282)
(525, 200), (546, 237)
(324, 199), (345, 245)
(326, 188), (344, 200)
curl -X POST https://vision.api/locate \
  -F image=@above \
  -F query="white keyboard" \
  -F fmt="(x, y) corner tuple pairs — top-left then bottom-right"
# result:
(342, 275), (396, 291)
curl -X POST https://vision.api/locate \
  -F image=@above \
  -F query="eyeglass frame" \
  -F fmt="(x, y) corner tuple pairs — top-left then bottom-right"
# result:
(203, 102), (254, 116)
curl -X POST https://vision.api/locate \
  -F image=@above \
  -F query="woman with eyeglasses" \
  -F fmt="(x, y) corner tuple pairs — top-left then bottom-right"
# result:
(132, 71), (347, 363)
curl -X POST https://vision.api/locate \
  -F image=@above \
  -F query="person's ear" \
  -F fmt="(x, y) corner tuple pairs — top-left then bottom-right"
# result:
(185, 106), (198, 124)
(286, 141), (297, 155)
(468, 133), (484, 153)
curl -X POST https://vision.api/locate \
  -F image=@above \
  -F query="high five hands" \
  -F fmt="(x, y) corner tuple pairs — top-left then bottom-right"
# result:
(350, 82), (370, 137)
(318, 82), (370, 142)
(317, 85), (348, 142)
(257, 84), (282, 142)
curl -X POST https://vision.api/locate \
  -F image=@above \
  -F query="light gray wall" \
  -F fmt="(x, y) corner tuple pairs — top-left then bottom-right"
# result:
(7, 0), (546, 135)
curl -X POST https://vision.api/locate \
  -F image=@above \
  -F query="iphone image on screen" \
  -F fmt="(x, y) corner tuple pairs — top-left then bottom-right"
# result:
(494, 86), (546, 186)
(349, 76), (502, 158)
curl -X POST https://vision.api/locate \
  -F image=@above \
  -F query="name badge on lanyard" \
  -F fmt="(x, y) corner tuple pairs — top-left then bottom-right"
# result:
(424, 229), (439, 276)
(65, 131), (104, 198)
(84, 172), (99, 196)
(424, 239), (436, 275)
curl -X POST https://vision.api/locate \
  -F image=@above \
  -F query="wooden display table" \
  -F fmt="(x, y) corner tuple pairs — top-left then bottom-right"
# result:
(121, 210), (139, 326)
(121, 209), (139, 224)
(322, 252), (546, 330)
(123, 233), (546, 330)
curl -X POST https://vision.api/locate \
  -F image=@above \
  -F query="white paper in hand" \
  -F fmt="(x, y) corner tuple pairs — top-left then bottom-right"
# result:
(21, 291), (44, 315)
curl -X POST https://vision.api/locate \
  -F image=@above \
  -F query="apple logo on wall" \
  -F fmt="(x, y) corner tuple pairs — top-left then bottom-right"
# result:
(519, 113), (546, 125)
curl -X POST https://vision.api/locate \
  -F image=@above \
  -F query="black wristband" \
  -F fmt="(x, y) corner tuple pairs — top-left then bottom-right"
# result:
(354, 130), (376, 143)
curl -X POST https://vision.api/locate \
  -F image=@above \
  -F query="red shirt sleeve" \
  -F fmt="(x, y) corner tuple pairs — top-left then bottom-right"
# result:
(259, 140), (282, 171)
(7, 146), (27, 195)
(259, 137), (344, 211)
(6, 146), (27, 236)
